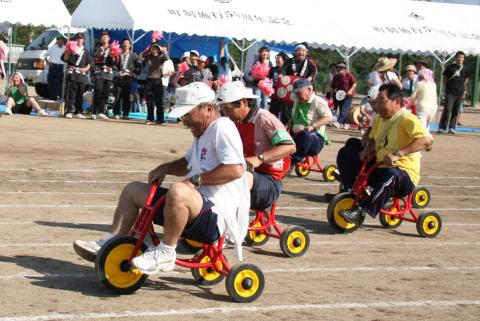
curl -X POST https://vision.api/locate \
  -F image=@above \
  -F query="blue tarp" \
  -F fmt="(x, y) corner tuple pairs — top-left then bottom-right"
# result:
(93, 29), (224, 61)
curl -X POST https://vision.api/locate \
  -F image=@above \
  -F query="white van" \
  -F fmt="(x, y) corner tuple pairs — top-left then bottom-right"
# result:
(16, 27), (92, 98)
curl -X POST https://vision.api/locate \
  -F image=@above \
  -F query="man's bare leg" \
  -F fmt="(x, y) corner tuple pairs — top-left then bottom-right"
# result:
(111, 181), (150, 235)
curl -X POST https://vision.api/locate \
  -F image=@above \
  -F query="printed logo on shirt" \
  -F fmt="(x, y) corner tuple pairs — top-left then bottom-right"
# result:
(201, 147), (208, 160)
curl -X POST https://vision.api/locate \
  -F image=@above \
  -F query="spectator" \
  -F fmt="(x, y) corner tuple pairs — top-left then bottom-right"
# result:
(62, 33), (91, 119)
(372, 57), (403, 89)
(282, 44), (317, 82)
(91, 32), (115, 120)
(139, 43), (169, 124)
(198, 55), (213, 85)
(438, 51), (469, 134)
(217, 56), (232, 83)
(321, 63), (337, 98)
(414, 61), (429, 72)
(288, 78), (332, 164)
(250, 46), (273, 109)
(45, 35), (66, 100)
(269, 51), (290, 124)
(331, 62), (357, 128)
(161, 45), (175, 113)
(183, 50), (202, 84)
(367, 63), (381, 89)
(207, 56), (218, 78)
(113, 38), (139, 120)
(411, 68), (437, 132)
(402, 65), (418, 97)
(4, 72), (47, 116)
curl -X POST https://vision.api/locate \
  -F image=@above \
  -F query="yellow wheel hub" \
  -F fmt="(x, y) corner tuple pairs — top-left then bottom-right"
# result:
(385, 208), (400, 225)
(198, 255), (223, 281)
(415, 191), (429, 207)
(298, 166), (309, 176)
(422, 215), (439, 235)
(333, 198), (357, 229)
(286, 231), (306, 254)
(248, 222), (267, 243)
(326, 167), (336, 181)
(104, 243), (144, 289)
(233, 269), (260, 298)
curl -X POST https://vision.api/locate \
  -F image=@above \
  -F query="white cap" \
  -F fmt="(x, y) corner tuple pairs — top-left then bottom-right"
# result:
(199, 55), (208, 62)
(217, 81), (258, 104)
(167, 82), (216, 118)
(181, 51), (190, 59)
(190, 50), (200, 57)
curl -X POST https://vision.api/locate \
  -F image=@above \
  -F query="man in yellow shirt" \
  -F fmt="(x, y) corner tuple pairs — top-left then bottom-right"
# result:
(339, 84), (432, 224)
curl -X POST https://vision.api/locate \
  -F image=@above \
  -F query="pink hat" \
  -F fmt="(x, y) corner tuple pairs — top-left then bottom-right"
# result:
(418, 68), (434, 82)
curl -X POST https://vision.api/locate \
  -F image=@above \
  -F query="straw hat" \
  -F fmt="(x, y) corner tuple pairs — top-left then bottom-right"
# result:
(373, 57), (397, 72)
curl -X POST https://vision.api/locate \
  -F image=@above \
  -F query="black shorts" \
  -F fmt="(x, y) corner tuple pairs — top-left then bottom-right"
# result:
(151, 187), (220, 244)
(12, 101), (32, 115)
(251, 171), (283, 210)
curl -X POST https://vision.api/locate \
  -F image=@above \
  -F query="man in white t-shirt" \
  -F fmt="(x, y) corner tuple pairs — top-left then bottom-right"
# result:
(45, 35), (66, 100)
(73, 82), (250, 274)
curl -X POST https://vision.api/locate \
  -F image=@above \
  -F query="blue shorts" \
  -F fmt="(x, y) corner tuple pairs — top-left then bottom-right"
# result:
(251, 171), (282, 210)
(151, 187), (220, 244)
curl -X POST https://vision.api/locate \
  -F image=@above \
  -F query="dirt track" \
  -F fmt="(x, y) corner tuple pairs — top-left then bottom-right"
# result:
(0, 110), (480, 321)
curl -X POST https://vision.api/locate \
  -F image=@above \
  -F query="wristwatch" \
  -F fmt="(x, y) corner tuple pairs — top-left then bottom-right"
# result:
(393, 150), (403, 157)
(189, 174), (201, 187)
(257, 154), (265, 162)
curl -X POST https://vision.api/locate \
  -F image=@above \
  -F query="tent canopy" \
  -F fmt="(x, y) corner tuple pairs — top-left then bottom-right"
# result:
(71, 0), (480, 56)
(0, 0), (70, 27)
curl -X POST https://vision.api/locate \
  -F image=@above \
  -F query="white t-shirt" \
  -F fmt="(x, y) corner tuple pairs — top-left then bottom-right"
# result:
(46, 45), (66, 65)
(161, 59), (174, 87)
(185, 117), (250, 259)
(367, 71), (381, 87)
(379, 71), (399, 85)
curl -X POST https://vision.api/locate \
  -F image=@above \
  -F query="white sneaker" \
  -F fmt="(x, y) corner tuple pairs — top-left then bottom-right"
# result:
(90, 114), (97, 120)
(73, 239), (103, 262)
(131, 245), (176, 274)
(65, 113), (73, 119)
(98, 113), (108, 120)
(38, 109), (48, 117)
(114, 115), (120, 120)
(75, 114), (86, 119)
(4, 108), (12, 115)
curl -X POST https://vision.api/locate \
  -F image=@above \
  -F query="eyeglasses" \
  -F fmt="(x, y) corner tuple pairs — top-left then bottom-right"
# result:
(180, 107), (199, 121)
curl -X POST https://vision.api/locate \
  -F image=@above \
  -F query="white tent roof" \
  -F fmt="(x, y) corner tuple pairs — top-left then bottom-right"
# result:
(0, 0), (70, 27)
(71, 0), (480, 55)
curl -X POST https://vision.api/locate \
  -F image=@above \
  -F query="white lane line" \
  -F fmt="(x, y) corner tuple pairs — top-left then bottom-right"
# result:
(0, 192), (116, 195)
(0, 204), (479, 212)
(0, 168), (148, 173)
(1, 169), (478, 180)
(1, 300), (480, 321)
(2, 240), (480, 249)
(1, 266), (479, 281)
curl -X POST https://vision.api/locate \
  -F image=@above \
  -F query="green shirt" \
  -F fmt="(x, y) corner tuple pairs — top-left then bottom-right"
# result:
(8, 85), (27, 105)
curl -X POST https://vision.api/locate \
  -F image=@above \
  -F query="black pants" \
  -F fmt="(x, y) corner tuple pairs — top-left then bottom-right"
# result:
(269, 99), (291, 124)
(65, 78), (85, 115)
(113, 76), (133, 117)
(439, 93), (463, 130)
(292, 131), (325, 164)
(360, 167), (415, 217)
(93, 76), (113, 115)
(337, 138), (372, 191)
(47, 64), (64, 100)
(146, 78), (164, 122)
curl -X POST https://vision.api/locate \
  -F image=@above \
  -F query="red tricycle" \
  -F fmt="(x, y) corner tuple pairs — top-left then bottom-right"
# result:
(244, 202), (310, 257)
(327, 160), (441, 237)
(184, 202), (310, 258)
(294, 154), (338, 182)
(95, 182), (265, 303)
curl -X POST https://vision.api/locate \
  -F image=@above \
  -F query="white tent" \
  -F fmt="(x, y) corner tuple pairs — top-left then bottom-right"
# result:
(0, 0), (70, 27)
(71, 0), (480, 56)
(1, 0), (71, 77)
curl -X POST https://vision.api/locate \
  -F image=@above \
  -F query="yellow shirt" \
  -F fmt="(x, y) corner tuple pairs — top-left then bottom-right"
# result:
(369, 110), (428, 185)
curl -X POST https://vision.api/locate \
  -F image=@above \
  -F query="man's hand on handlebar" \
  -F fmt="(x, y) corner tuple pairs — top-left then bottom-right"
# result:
(148, 165), (167, 185)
